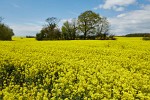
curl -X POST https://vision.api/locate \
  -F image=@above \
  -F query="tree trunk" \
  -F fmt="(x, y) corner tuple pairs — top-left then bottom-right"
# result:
(84, 31), (86, 40)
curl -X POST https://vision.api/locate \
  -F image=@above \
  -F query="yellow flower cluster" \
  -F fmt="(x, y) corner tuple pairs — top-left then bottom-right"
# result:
(0, 37), (150, 99)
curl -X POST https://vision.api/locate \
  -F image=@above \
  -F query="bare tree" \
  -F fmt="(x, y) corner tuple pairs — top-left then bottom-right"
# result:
(96, 17), (110, 39)
(45, 17), (60, 29)
(71, 18), (78, 40)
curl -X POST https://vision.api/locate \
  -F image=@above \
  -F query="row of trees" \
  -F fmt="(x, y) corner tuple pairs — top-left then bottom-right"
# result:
(0, 10), (114, 41)
(0, 17), (14, 40)
(125, 33), (150, 37)
(125, 33), (150, 40)
(36, 10), (115, 40)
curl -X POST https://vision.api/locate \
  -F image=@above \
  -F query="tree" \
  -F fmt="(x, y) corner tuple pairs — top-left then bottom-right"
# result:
(46, 17), (59, 27)
(78, 10), (100, 40)
(36, 17), (61, 40)
(45, 17), (60, 39)
(96, 17), (110, 39)
(71, 18), (78, 40)
(62, 21), (71, 40)
(36, 32), (44, 40)
(0, 17), (14, 40)
(61, 19), (78, 40)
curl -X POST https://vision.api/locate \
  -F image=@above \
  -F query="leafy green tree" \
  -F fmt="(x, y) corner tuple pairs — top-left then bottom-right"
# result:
(0, 17), (14, 40)
(36, 17), (61, 40)
(78, 10), (100, 40)
(45, 17), (60, 39)
(61, 19), (77, 40)
(36, 32), (44, 40)
(62, 21), (71, 40)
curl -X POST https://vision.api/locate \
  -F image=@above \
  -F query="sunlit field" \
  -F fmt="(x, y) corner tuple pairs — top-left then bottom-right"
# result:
(0, 37), (150, 99)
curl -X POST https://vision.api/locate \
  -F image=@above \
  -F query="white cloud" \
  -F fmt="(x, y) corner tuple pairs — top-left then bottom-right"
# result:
(117, 13), (126, 18)
(60, 18), (73, 23)
(142, 4), (150, 10)
(109, 5), (150, 35)
(113, 6), (125, 11)
(95, 0), (136, 11)
(9, 19), (74, 36)
(58, 18), (73, 29)
(10, 23), (42, 36)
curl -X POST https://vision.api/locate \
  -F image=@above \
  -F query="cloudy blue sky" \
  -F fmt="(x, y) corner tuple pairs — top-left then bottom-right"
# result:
(0, 0), (150, 36)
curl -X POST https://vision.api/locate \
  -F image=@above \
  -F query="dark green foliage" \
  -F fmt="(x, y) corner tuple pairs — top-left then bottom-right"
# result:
(125, 33), (150, 40)
(125, 33), (150, 37)
(36, 17), (61, 40)
(76, 35), (85, 40)
(87, 35), (96, 40)
(61, 19), (77, 40)
(0, 17), (3, 23)
(36, 11), (114, 41)
(78, 10), (100, 40)
(0, 63), (25, 89)
(143, 37), (150, 40)
(109, 35), (116, 40)
(0, 23), (14, 40)
(0, 61), (62, 98)
(36, 33), (43, 40)
(26, 36), (35, 38)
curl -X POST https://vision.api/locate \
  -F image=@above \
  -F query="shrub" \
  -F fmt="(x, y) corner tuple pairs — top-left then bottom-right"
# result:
(143, 37), (150, 40)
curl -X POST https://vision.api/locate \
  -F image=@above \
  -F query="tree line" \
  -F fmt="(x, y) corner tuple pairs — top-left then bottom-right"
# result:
(36, 10), (115, 40)
(125, 33), (150, 37)
(0, 10), (115, 41)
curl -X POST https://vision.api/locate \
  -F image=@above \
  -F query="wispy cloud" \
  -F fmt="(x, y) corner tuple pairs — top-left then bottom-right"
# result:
(10, 22), (43, 36)
(68, 11), (79, 16)
(11, 3), (20, 8)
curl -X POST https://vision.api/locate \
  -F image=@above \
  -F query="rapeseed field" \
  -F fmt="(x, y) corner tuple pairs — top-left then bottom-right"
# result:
(0, 37), (150, 99)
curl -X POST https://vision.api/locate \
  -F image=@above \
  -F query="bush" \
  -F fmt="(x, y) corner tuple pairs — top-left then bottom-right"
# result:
(143, 37), (150, 40)
(109, 35), (117, 40)
(36, 33), (43, 40)
(26, 36), (35, 38)
(0, 23), (14, 40)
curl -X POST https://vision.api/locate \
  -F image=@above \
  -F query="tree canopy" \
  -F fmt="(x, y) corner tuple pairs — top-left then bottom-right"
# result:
(78, 10), (101, 40)
(36, 17), (61, 40)
(36, 10), (113, 40)
(61, 19), (78, 40)
(0, 17), (14, 40)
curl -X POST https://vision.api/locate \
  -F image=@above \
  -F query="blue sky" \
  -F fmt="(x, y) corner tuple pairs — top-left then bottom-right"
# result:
(0, 0), (150, 36)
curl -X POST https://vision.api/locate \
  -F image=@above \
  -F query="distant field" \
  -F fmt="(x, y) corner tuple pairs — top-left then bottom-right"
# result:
(0, 37), (150, 99)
